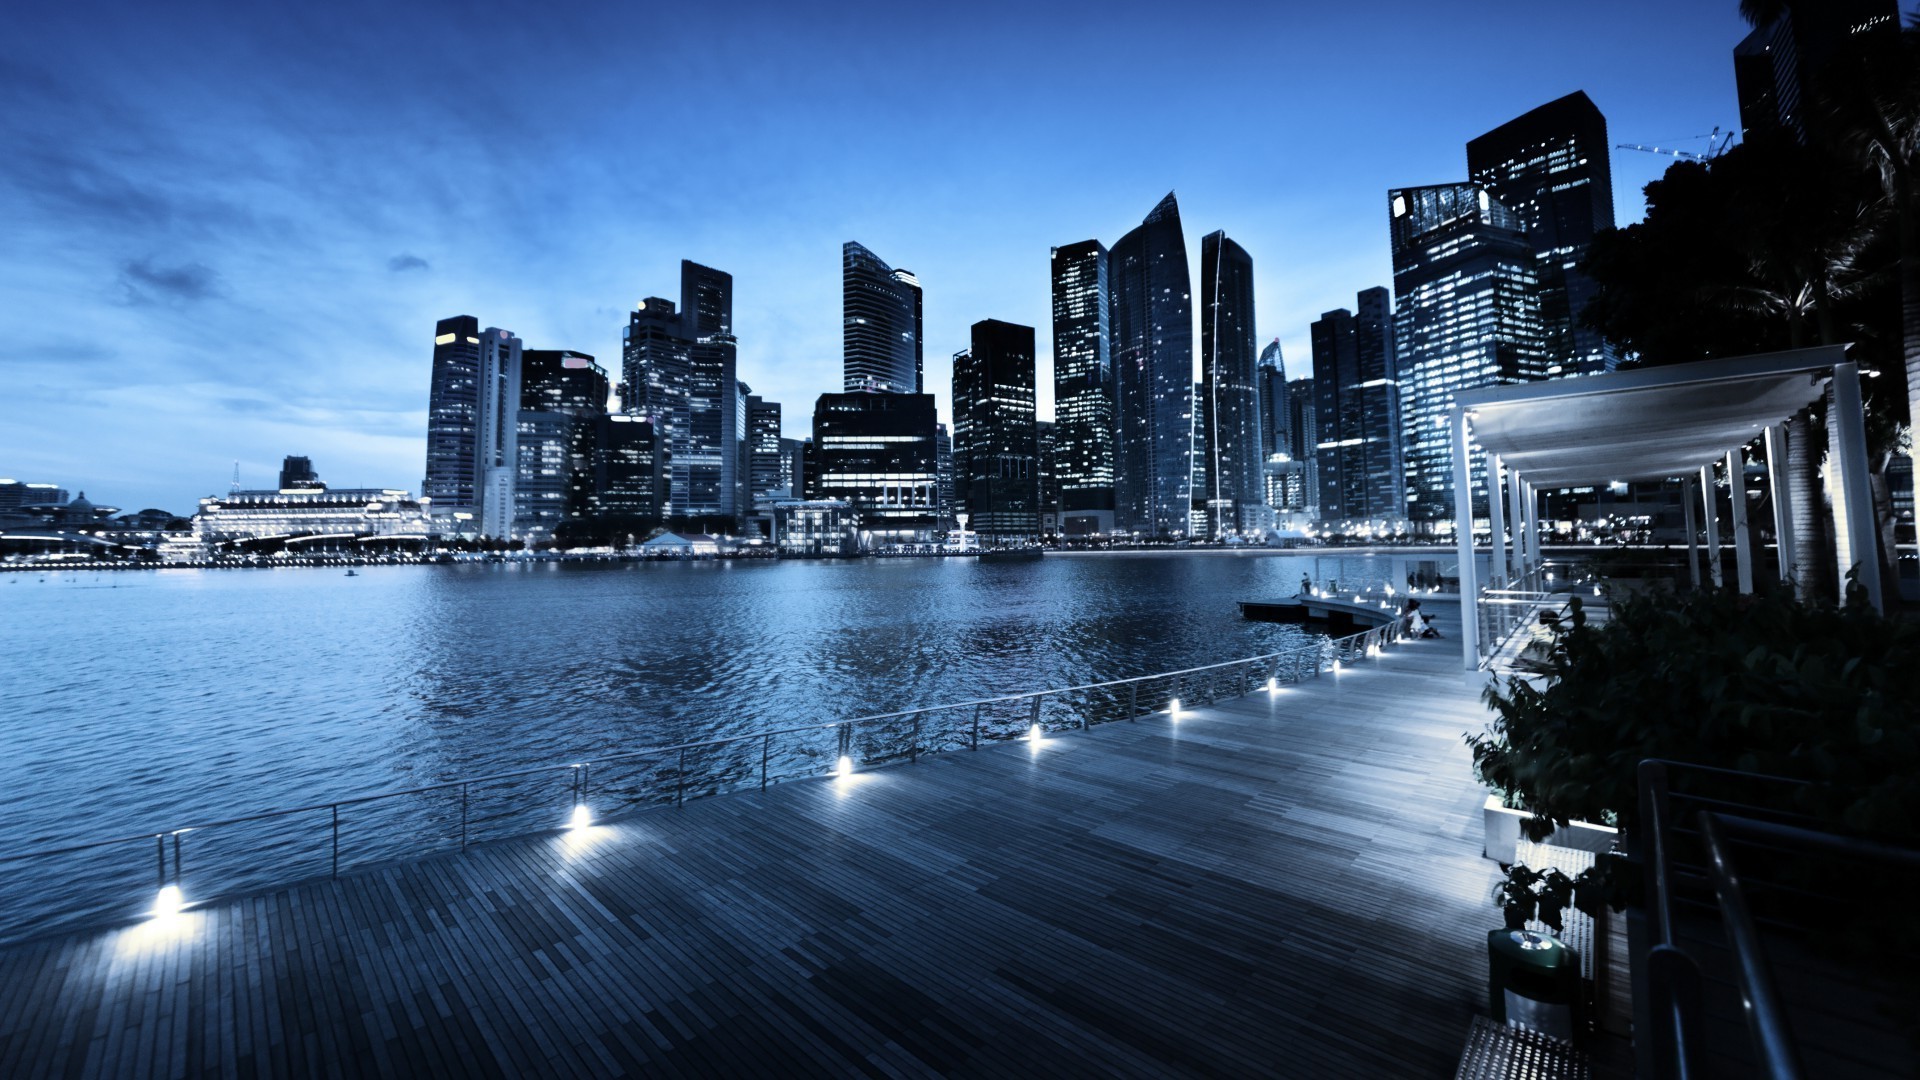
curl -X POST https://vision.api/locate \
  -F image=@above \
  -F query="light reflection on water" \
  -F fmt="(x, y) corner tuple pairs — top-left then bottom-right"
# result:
(0, 552), (1399, 937)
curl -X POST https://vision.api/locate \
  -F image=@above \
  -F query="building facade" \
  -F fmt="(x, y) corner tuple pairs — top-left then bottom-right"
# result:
(746, 395), (783, 510)
(424, 315), (522, 535)
(842, 242), (923, 393)
(1050, 239), (1115, 535)
(591, 414), (667, 519)
(516, 349), (607, 539)
(1467, 91), (1617, 375)
(951, 320), (1040, 541)
(1389, 183), (1547, 527)
(1198, 230), (1263, 538)
(192, 487), (431, 549)
(679, 261), (741, 520)
(809, 392), (941, 545)
(1282, 376), (1318, 518)
(1310, 287), (1405, 528)
(1257, 340), (1289, 458)
(1735, 0), (1898, 144)
(1109, 192), (1194, 539)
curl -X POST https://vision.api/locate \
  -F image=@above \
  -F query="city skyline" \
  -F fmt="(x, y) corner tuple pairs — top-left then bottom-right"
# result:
(5, 1), (1754, 511)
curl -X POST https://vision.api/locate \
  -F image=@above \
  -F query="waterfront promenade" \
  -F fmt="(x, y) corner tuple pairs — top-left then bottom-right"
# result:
(0, 621), (1505, 1077)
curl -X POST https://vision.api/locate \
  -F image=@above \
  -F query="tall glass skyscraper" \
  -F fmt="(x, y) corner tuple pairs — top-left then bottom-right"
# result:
(745, 395), (783, 510)
(842, 242), (923, 393)
(951, 320), (1039, 540)
(1389, 183), (1546, 527)
(1049, 240), (1114, 535)
(620, 262), (743, 522)
(1199, 230), (1262, 538)
(1310, 288), (1404, 526)
(424, 316), (522, 537)
(1257, 340), (1289, 458)
(516, 349), (607, 537)
(1467, 91), (1617, 375)
(1109, 192), (1194, 539)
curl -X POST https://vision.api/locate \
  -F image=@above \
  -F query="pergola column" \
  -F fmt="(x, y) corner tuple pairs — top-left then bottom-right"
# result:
(1728, 449), (1755, 594)
(1488, 455), (1507, 587)
(1523, 482), (1540, 577)
(1682, 475), (1701, 589)
(1451, 406), (1480, 673)
(1507, 468), (1525, 583)
(1829, 361), (1883, 610)
(1700, 464), (1723, 589)
(1763, 424), (1796, 585)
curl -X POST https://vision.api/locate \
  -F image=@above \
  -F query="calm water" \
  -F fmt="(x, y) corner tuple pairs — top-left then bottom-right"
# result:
(0, 552), (1399, 938)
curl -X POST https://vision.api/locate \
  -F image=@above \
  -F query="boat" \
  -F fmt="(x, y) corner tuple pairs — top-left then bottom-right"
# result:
(344, 569), (359, 577)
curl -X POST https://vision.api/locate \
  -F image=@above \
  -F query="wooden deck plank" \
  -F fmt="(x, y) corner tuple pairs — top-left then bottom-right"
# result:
(0, 632), (1505, 1077)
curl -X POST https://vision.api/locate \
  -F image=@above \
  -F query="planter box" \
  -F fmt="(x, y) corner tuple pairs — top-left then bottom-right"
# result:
(1483, 795), (1617, 864)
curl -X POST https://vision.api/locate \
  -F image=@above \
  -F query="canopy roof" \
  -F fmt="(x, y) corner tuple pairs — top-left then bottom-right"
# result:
(1454, 346), (1842, 487)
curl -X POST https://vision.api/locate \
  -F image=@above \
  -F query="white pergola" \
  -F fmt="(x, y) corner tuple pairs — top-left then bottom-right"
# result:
(1449, 345), (1880, 672)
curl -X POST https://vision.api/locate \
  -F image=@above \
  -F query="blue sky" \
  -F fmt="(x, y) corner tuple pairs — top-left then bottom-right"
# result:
(4, 0), (1758, 512)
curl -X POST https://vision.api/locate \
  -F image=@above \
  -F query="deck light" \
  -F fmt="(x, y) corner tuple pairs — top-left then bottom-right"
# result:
(1168, 698), (1181, 718)
(154, 884), (183, 918)
(1266, 677), (1278, 694)
(836, 755), (853, 779)
(569, 804), (592, 831)
(1029, 723), (1043, 743)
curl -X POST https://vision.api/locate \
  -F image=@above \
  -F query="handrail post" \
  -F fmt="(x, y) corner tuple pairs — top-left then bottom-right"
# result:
(761, 733), (770, 791)
(1128, 682), (1138, 721)
(330, 806), (339, 878)
(911, 714), (920, 764)
(971, 705), (980, 750)
(676, 746), (686, 808)
(155, 834), (166, 891)
(460, 783), (469, 851)
(1029, 694), (1042, 735)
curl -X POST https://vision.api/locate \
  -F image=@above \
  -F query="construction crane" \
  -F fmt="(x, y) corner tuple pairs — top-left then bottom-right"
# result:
(1616, 126), (1736, 163)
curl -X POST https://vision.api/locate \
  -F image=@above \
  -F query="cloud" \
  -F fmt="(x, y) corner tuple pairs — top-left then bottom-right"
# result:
(387, 253), (429, 272)
(117, 257), (221, 304)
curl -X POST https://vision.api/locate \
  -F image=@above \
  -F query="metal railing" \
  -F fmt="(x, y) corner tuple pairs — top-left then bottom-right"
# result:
(0, 617), (1409, 940)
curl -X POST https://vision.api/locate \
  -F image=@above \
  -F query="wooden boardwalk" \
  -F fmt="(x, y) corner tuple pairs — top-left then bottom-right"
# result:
(0, 633), (1505, 1078)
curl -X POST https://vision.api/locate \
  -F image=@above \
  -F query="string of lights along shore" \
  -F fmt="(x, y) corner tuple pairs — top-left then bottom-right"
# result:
(391, 0), (1857, 558)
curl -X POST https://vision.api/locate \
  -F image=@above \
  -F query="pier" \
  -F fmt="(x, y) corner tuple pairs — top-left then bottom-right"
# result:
(0, 617), (1508, 1077)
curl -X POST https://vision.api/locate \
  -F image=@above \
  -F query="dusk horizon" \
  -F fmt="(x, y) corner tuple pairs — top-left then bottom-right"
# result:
(7, 0), (1752, 512)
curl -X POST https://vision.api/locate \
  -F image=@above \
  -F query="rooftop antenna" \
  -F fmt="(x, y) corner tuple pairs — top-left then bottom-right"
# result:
(230, 461), (241, 494)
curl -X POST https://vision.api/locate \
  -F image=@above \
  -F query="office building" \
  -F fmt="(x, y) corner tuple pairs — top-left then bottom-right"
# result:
(1198, 230), (1263, 538)
(1279, 376), (1319, 517)
(1037, 421), (1059, 538)
(1311, 288), (1405, 528)
(843, 242), (923, 393)
(1109, 192), (1194, 539)
(517, 350), (608, 537)
(780, 437), (804, 499)
(951, 320), (1040, 540)
(1735, 1), (1898, 144)
(680, 261), (741, 520)
(746, 395), (783, 510)
(1389, 183), (1547, 528)
(1050, 239), (1115, 535)
(1257, 340), (1289, 458)
(423, 317), (521, 537)
(1467, 91), (1617, 375)
(591, 414), (667, 519)
(934, 423), (954, 523)
(810, 392), (941, 545)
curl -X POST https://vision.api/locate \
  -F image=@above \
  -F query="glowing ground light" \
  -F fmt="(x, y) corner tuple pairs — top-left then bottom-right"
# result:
(1029, 723), (1043, 743)
(1266, 677), (1278, 694)
(836, 755), (853, 779)
(154, 884), (184, 918)
(1168, 698), (1182, 718)
(569, 804), (593, 830)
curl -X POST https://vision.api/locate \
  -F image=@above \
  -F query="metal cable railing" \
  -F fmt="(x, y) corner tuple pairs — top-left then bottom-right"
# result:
(0, 617), (1410, 940)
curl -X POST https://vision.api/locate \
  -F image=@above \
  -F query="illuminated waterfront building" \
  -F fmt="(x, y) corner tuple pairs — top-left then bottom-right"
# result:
(1467, 91), (1617, 375)
(192, 458), (430, 552)
(1109, 192), (1194, 539)
(680, 261), (740, 520)
(1311, 287), (1404, 527)
(952, 320), (1039, 541)
(809, 392), (941, 545)
(516, 350), (607, 538)
(591, 414), (667, 519)
(843, 242), (923, 394)
(746, 394), (783, 510)
(1257, 340), (1289, 458)
(1198, 230), (1263, 538)
(1389, 183), (1546, 527)
(1050, 239), (1114, 535)
(424, 316), (522, 537)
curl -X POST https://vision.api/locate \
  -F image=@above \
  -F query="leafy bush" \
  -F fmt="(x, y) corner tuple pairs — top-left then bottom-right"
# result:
(1468, 584), (1920, 924)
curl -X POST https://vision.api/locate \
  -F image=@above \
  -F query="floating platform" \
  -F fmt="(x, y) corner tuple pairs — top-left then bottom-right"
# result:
(1239, 593), (1402, 632)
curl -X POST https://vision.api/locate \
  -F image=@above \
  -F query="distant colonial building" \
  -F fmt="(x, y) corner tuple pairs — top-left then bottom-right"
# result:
(189, 488), (430, 555)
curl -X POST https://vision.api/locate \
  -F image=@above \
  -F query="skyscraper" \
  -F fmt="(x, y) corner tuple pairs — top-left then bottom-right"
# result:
(1050, 240), (1114, 535)
(621, 262), (744, 522)
(1467, 91), (1617, 375)
(517, 349), (608, 536)
(1198, 230), (1263, 538)
(1734, 1), (1898, 144)
(278, 456), (320, 490)
(679, 261), (741, 520)
(746, 395), (783, 510)
(1257, 340), (1289, 458)
(424, 316), (522, 537)
(951, 320), (1039, 540)
(1390, 183), (1546, 528)
(934, 423), (954, 523)
(810, 392), (940, 544)
(591, 414), (667, 520)
(1310, 288), (1404, 526)
(1285, 376), (1318, 518)
(842, 242), (923, 393)
(1109, 192), (1194, 539)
